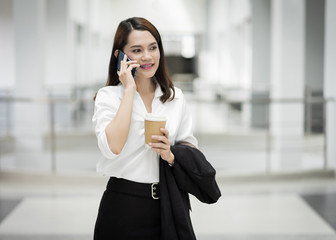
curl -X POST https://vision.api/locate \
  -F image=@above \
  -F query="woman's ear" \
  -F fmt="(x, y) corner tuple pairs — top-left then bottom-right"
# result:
(114, 49), (119, 58)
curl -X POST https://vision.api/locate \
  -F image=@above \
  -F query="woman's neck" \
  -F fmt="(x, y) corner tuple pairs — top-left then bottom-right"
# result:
(135, 78), (156, 95)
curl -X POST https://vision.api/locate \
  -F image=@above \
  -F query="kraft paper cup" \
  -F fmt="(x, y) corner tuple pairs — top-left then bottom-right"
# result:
(144, 114), (166, 144)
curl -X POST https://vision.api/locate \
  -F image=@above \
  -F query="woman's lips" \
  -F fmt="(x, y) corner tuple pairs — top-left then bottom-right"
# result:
(140, 63), (154, 70)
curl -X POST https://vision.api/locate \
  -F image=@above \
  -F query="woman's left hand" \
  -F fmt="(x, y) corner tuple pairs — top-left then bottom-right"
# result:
(149, 128), (175, 165)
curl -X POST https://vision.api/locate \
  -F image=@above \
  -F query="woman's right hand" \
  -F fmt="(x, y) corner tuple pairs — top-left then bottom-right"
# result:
(117, 54), (139, 90)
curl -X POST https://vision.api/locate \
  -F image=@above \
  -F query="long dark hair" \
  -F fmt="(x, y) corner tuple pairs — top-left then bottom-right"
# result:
(101, 17), (175, 103)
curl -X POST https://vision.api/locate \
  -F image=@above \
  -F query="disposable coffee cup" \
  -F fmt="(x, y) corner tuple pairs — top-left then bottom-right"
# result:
(144, 113), (166, 144)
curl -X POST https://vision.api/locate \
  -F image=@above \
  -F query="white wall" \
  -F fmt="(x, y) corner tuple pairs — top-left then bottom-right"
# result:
(5, 0), (209, 90)
(0, 0), (15, 89)
(66, 0), (208, 88)
(45, 0), (115, 88)
(87, 0), (115, 85)
(45, 0), (70, 89)
(200, 0), (251, 90)
(107, 0), (206, 34)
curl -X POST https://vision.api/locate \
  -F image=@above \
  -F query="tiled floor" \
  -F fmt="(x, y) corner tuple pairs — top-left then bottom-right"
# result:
(0, 172), (335, 240)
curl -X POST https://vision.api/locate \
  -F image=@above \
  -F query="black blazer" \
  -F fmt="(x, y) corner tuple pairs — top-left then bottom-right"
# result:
(160, 144), (221, 240)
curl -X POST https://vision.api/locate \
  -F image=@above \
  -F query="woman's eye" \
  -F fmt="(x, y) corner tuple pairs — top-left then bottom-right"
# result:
(132, 49), (141, 53)
(150, 46), (158, 51)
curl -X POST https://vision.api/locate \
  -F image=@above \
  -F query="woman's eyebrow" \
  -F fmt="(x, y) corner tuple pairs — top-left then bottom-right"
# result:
(149, 42), (157, 46)
(130, 42), (157, 48)
(130, 45), (142, 49)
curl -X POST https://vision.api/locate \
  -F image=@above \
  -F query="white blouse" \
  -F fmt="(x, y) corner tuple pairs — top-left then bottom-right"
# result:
(92, 84), (198, 183)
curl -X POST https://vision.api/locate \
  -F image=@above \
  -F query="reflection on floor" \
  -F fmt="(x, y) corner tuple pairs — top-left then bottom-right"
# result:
(0, 199), (21, 223)
(0, 172), (335, 240)
(302, 193), (336, 231)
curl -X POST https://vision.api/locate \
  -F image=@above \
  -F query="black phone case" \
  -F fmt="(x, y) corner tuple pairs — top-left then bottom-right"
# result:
(117, 50), (137, 78)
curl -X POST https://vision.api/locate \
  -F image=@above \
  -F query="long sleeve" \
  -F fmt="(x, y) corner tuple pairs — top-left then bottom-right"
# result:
(175, 94), (198, 147)
(92, 87), (121, 160)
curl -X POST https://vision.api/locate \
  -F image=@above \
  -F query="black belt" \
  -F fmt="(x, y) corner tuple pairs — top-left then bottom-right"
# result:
(107, 177), (160, 200)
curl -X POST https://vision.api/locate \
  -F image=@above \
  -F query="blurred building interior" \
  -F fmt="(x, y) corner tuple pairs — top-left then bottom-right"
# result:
(0, 0), (336, 239)
(1, 0), (335, 174)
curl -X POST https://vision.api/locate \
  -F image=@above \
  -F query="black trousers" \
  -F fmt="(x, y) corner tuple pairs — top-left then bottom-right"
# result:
(94, 177), (161, 240)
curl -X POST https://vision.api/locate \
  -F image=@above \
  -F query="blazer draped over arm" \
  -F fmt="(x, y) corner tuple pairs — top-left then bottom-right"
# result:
(160, 144), (221, 240)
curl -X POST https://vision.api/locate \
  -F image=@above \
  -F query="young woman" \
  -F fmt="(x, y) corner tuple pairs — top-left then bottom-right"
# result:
(92, 17), (197, 240)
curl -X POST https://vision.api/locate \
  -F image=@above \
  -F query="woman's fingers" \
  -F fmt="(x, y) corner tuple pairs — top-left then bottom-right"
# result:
(149, 141), (169, 149)
(160, 128), (169, 138)
(151, 135), (168, 143)
(149, 128), (170, 150)
(118, 54), (139, 88)
(120, 54), (138, 71)
(149, 128), (174, 164)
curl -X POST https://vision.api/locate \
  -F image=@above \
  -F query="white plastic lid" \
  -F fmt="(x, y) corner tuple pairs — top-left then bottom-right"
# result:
(145, 113), (166, 121)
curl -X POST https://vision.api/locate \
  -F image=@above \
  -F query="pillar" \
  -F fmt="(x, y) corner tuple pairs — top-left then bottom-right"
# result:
(324, 0), (336, 168)
(250, 0), (271, 128)
(13, 0), (49, 170)
(304, 0), (325, 134)
(0, 0), (15, 90)
(45, 0), (70, 89)
(270, 0), (305, 171)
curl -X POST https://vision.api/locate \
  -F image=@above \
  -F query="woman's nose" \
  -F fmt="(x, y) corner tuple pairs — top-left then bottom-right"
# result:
(141, 50), (151, 60)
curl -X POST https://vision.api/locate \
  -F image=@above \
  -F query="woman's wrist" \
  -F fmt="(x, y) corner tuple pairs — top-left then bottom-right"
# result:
(167, 152), (175, 166)
(124, 85), (136, 93)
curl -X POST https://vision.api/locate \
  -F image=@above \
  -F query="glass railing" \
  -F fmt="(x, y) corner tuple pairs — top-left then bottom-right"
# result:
(0, 89), (334, 176)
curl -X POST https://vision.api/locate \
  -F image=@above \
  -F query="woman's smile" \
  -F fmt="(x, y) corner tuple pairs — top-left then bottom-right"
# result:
(140, 63), (155, 70)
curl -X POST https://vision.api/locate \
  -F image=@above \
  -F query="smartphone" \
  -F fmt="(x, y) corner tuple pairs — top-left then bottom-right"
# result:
(117, 50), (137, 78)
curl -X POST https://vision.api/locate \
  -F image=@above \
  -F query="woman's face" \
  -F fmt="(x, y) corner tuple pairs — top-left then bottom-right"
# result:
(123, 30), (160, 80)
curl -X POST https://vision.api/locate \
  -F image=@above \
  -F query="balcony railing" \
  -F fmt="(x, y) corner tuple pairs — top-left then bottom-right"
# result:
(0, 90), (334, 176)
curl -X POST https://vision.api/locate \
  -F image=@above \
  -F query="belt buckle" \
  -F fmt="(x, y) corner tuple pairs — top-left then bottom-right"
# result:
(151, 183), (160, 200)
